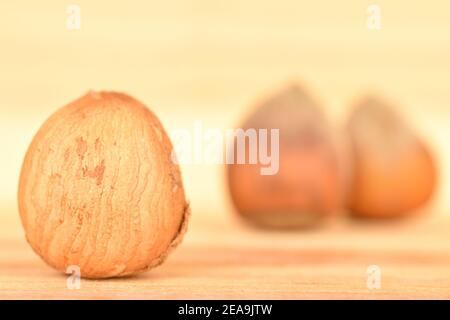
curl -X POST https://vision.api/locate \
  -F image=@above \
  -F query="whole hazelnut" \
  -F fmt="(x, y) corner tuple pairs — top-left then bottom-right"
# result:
(346, 95), (437, 218)
(18, 91), (189, 278)
(227, 85), (345, 228)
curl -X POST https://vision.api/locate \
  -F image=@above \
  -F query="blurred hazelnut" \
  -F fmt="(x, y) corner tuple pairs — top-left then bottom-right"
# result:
(346, 95), (437, 219)
(227, 84), (345, 228)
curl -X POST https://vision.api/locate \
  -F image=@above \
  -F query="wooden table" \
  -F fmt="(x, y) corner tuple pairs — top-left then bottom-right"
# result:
(1, 206), (449, 299)
(1, 0), (450, 300)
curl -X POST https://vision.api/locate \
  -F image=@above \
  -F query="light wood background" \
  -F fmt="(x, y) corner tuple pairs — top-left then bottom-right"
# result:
(0, 0), (450, 299)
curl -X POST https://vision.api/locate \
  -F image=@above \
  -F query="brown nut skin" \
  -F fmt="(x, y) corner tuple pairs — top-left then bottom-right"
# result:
(346, 96), (437, 219)
(227, 85), (345, 229)
(18, 91), (189, 279)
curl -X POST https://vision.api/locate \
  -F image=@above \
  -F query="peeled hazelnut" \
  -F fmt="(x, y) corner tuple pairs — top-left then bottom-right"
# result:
(18, 91), (189, 278)
(346, 95), (437, 219)
(227, 85), (345, 228)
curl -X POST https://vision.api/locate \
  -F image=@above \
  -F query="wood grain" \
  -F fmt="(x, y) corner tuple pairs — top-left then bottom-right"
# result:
(0, 0), (450, 300)
(1, 206), (450, 299)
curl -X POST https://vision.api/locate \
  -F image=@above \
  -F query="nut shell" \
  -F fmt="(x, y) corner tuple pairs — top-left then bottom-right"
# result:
(18, 91), (189, 278)
(346, 96), (437, 218)
(227, 85), (344, 228)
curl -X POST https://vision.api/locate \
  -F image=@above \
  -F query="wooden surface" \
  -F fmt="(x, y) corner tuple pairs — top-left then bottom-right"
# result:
(1, 206), (450, 299)
(1, 1), (450, 299)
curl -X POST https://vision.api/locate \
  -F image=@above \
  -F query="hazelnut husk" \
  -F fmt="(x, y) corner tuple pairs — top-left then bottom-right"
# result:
(346, 95), (437, 219)
(18, 91), (189, 278)
(227, 85), (345, 229)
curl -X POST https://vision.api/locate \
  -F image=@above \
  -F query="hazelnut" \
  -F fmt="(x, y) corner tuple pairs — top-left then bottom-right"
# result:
(227, 85), (345, 228)
(346, 95), (437, 218)
(18, 91), (189, 278)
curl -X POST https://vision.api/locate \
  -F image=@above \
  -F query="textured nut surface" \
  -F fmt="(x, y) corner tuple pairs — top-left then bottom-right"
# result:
(346, 96), (437, 218)
(227, 85), (344, 228)
(18, 91), (189, 278)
